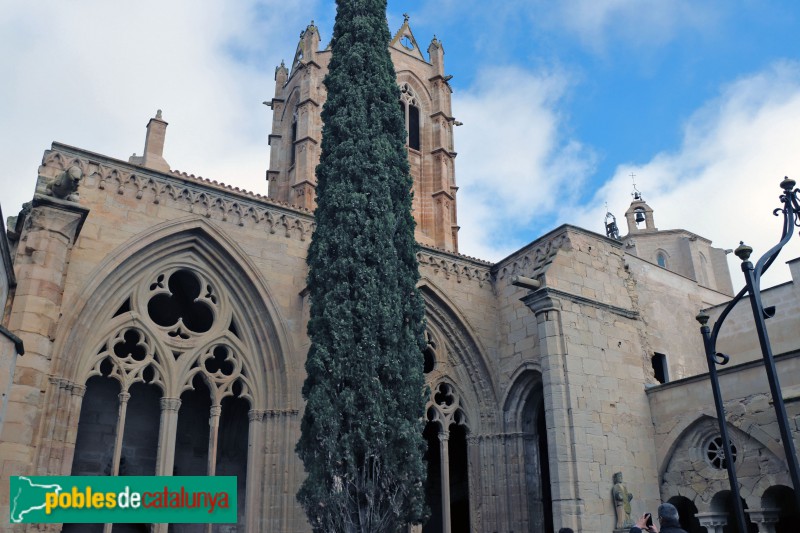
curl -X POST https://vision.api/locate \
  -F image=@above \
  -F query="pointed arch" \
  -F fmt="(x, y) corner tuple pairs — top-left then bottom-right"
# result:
(656, 412), (786, 480)
(52, 215), (295, 410)
(502, 363), (544, 432)
(395, 70), (433, 107)
(418, 277), (497, 431)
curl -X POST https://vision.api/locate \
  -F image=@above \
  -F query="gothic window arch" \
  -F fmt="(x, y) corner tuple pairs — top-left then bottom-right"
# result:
(423, 381), (471, 533)
(399, 83), (421, 151)
(69, 264), (260, 531)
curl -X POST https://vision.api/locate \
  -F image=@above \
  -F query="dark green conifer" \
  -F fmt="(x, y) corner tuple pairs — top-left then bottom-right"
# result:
(296, 0), (427, 531)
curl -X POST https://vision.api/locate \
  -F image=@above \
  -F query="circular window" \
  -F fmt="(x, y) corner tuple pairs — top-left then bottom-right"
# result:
(400, 35), (414, 50)
(705, 436), (737, 469)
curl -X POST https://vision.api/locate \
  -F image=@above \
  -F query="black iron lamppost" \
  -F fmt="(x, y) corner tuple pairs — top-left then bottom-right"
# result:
(696, 177), (800, 533)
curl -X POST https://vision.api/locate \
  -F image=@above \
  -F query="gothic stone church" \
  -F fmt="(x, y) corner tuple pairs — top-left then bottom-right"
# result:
(1, 19), (799, 533)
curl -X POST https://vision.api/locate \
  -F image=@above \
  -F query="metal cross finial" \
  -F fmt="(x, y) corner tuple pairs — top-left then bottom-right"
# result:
(630, 173), (642, 199)
(403, 13), (410, 24)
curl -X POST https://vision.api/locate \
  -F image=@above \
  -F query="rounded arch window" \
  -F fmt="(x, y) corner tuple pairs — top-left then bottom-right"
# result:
(656, 252), (667, 268)
(705, 436), (737, 469)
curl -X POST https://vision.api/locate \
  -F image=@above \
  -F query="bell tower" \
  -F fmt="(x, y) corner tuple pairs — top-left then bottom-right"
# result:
(265, 18), (461, 252)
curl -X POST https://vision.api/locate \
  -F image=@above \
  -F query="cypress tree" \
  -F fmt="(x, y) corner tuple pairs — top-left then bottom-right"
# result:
(296, 1), (428, 532)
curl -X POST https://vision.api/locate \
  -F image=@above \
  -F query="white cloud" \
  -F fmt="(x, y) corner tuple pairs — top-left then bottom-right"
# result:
(573, 61), (800, 289)
(453, 66), (597, 261)
(533, 0), (716, 53)
(0, 0), (320, 219)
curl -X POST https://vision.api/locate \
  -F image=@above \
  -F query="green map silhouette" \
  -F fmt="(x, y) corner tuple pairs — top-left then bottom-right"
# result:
(9, 476), (63, 523)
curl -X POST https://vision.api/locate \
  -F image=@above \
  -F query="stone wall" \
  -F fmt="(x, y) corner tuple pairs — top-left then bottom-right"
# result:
(710, 257), (800, 364)
(647, 352), (800, 518)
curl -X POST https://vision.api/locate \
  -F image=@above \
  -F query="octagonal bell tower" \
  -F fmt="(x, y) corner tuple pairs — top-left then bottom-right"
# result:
(265, 18), (461, 252)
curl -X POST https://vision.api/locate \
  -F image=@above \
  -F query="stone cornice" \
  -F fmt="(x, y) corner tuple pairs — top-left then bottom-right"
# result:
(42, 144), (317, 242)
(522, 287), (639, 319)
(417, 246), (492, 287)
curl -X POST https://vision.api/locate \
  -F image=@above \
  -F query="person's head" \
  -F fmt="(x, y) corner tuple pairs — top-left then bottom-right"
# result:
(613, 471), (623, 484)
(558, 528), (574, 533)
(657, 502), (680, 524)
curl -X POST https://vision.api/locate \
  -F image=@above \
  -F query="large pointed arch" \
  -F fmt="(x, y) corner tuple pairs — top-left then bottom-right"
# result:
(51, 215), (296, 410)
(417, 277), (497, 432)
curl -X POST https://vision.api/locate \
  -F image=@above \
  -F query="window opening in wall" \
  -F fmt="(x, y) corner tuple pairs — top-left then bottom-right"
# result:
(652, 352), (669, 384)
(113, 298), (131, 317)
(399, 83), (421, 151)
(408, 105), (420, 150)
(147, 270), (213, 334)
(290, 116), (298, 167)
(706, 436), (737, 470)
(657, 253), (667, 268)
(448, 423), (470, 532)
(422, 421), (443, 533)
(423, 331), (436, 374)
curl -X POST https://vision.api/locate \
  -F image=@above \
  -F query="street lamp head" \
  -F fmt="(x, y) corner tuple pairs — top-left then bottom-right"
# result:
(695, 310), (710, 326)
(734, 241), (753, 262)
(780, 176), (796, 192)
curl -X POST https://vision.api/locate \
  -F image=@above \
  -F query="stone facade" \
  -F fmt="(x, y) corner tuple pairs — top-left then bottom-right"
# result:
(1, 18), (798, 533)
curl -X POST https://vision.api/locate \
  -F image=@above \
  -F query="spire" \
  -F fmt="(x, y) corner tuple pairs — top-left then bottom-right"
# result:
(428, 34), (445, 75)
(292, 20), (320, 73)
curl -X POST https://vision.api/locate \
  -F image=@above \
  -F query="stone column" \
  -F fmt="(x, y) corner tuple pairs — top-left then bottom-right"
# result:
(207, 404), (222, 475)
(696, 511), (728, 533)
(747, 509), (780, 533)
(2, 195), (88, 489)
(111, 391), (131, 476)
(521, 290), (581, 530)
(155, 398), (181, 474)
(439, 430), (452, 533)
(245, 410), (267, 532)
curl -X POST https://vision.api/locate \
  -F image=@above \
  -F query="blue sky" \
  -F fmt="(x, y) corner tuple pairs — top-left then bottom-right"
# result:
(1, 0), (799, 288)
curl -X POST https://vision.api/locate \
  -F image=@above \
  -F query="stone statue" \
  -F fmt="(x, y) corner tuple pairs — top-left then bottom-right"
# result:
(46, 165), (83, 202)
(612, 471), (634, 529)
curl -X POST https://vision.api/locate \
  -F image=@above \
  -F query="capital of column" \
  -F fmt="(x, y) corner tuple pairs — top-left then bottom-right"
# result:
(438, 431), (449, 443)
(118, 392), (131, 403)
(248, 409), (267, 422)
(160, 398), (181, 412)
(210, 405), (222, 417)
(521, 288), (562, 316)
(695, 511), (728, 528)
(747, 508), (780, 526)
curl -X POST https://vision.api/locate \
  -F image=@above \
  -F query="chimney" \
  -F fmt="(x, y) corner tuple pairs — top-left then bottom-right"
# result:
(139, 110), (170, 172)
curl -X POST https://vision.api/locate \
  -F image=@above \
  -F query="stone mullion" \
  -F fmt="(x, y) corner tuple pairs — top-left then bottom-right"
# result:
(204, 404), (222, 533)
(207, 404), (222, 475)
(111, 391), (131, 476)
(155, 398), (181, 475)
(439, 430), (452, 533)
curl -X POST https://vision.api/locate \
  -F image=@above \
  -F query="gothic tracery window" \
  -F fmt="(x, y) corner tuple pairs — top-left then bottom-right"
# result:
(399, 83), (421, 151)
(423, 381), (471, 533)
(69, 266), (255, 531)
